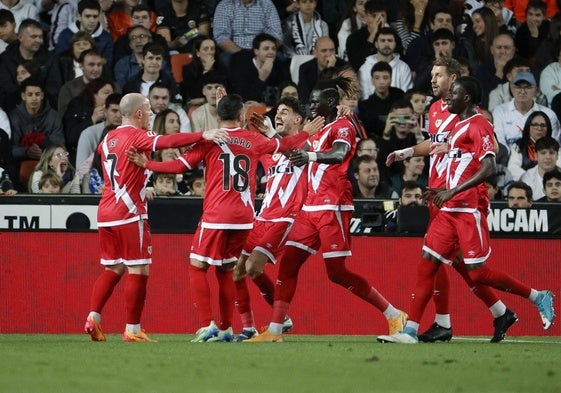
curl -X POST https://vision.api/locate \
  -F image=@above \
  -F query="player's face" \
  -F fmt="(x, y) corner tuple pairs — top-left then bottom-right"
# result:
(190, 178), (206, 196)
(138, 99), (154, 130)
(164, 113), (180, 134)
(309, 89), (321, 118)
(544, 177), (561, 201)
(400, 187), (423, 206)
(445, 82), (467, 114)
(507, 188), (532, 208)
(537, 148), (559, 172)
(275, 104), (301, 136)
(431, 65), (454, 98)
(355, 161), (379, 188)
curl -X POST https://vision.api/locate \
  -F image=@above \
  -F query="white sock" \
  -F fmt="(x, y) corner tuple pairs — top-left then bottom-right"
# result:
(126, 323), (141, 334)
(434, 314), (451, 329)
(489, 300), (507, 318)
(269, 323), (283, 335)
(528, 289), (539, 302)
(88, 312), (101, 323)
(383, 304), (399, 319)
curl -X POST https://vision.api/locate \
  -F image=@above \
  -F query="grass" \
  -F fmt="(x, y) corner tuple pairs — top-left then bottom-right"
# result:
(0, 334), (560, 393)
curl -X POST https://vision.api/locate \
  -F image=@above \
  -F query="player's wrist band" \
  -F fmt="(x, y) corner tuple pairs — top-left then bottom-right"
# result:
(307, 152), (318, 162)
(264, 128), (276, 138)
(395, 147), (414, 161)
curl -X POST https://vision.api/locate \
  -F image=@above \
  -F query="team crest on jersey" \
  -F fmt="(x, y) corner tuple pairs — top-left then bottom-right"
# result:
(312, 140), (319, 150)
(435, 119), (442, 128)
(482, 135), (493, 151)
(272, 153), (282, 161)
(109, 138), (117, 148)
(337, 127), (350, 138)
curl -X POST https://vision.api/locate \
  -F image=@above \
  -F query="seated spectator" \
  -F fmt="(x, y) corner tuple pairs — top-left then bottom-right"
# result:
(506, 180), (533, 208)
(58, 32), (96, 85)
(358, 61), (404, 139)
(81, 125), (116, 194)
(520, 136), (561, 200)
(229, 33), (291, 106)
(337, 0), (367, 61)
(113, 4), (168, 66)
(282, 0), (329, 58)
(58, 49), (106, 116)
(486, 174), (503, 200)
(38, 172), (63, 194)
(514, 1), (549, 62)
(404, 89), (428, 133)
(390, 0), (430, 52)
(507, 111), (561, 180)
(29, 145), (80, 193)
(384, 180), (424, 232)
(55, 0), (114, 65)
(535, 169), (561, 202)
(389, 156), (428, 194)
(76, 93), (122, 178)
(492, 71), (561, 152)
(189, 73), (226, 132)
(358, 27), (412, 101)
(348, 137), (379, 188)
(181, 36), (229, 107)
(48, 0), (77, 51)
(185, 168), (206, 197)
(489, 58), (548, 112)
(10, 78), (65, 165)
(152, 172), (180, 196)
(156, 0), (211, 53)
(504, 0), (558, 22)
(484, 0), (517, 36)
(0, 9), (18, 54)
(147, 83), (191, 132)
(106, 0), (156, 42)
(114, 25), (153, 89)
(540, 40), (561, 122)
(63, 78), (115, 166)
(153, 108), (181, 136)
(123, 42), (181, 103)
(265, 80), (299, 121)
(0, 0), (38, 30)
(15, 59), (40, 89)
(352, 154), (397, 198)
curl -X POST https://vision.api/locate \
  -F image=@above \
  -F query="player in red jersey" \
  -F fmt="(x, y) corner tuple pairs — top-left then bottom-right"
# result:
(84, 93), (228, 342)
(127, 93), (317, 342)
(378, 77), (555, 344)
(246, 78), (407, 343)
(232, 97), (326, 341)
(385, 57), (516, 343)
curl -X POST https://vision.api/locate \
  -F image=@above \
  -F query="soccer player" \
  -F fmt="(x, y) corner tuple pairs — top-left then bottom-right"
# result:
(127, 93), (317, 342)
(232, 96), (325, 341)
(246, 78), (407, 343)
(84, 93), (227, 343)
(378, 76), (555, 344)
(385, 57), (516, 343)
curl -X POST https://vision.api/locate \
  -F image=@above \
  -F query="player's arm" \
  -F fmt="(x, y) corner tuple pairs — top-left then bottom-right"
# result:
(386, 139), (430, 167)
(288, 141), (350, 166)
(126, 149), (191, 174)
(154, 129), (228, 150)
(432, 154), (496, 208)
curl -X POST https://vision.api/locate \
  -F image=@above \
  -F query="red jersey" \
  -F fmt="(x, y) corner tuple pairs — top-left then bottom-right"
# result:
(303, 117), (356, 211)
(428, 98), (459, 189)
(97, 126), (205, 227)
(443, 114), (495, 211)
(146, 127), (309, 228)
(257, 150), (308, 222)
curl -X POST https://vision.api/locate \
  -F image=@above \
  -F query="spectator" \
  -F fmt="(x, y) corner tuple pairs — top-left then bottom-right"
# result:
(404, 88), (428, 133)
(9, 78), (65, 165)
(212, 0), (282, 65)
(106, 0), (156, 42)
(55, 0), (114, 65)
(229, 33), (290, 105)
(0, 18), (62, 112)
(492, 71), (561, 151)
(29, 144), (80, 193)
(534, 13), (561, 79)
(352, 154), (397, 198)
(389, 156), (428, 194)
(336, 0), (367, 61)
(147, 83), (191, 132)
(152, 108), (181, 135)
(484, 0), (517, 36)
(185, 168), (205, 196)
(0, 9), (17, 54)
(123, 42), (181, 103)
(384, 180), (424, 232)
(58, 32), (97, 85)
(81, 125), (115, 194)
(346, 0), (389, 72)
(282, 0), (329, 58)
(358, 27), (412, 101)
(391, 0), (430, 52)
(63, 78), (115, 166)
(38, 171), (63, 194)
(152, 172), (180, 196)
(536, 169), (561, 201)
(0, 0), (38, 30)
(461, 7), (498, 72)
(181, 36), (229, 107)
(189, 73), (225, 132)
(357, 61), (404, 139)
(156, 0), (210, 53)
(515, 1), (549, 62)
(297, 36), (346, 105)
(486, 174), (503, 200)
(348, 137), (379, 188)
(520, 136), (561, 200)
(113, 25), (153, 89)
(507, 111), (561, 180)
(506, 180), (533, 208)
(264, 80), (299, 121)
(539, 40), (561, 121)
(48, 0), (77, 51)
(504, 0), (558, 22)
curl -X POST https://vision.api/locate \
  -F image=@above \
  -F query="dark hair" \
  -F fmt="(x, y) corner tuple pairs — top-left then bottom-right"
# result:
(455, 76), (482, 105)
(81, 78), (113, 107)
(200, 71), (227, 88)
(78, 0), (101, 14)
(20, 77), (43, 92)
(508, 181), (533, 200)
(518, 111), (553, 149)
(391, 98), (414, 111)
(131, 4), (153, 15)
(432, 28), (455, 43)
(277, 96), (306, 119)
(127, 24), (151, 38)
(471, 7), (498, 65)
(396, 0), (430, 34)
(105, 93), (123, 108)
(78, 48), (103, 63)
(503, 58), (531, 77)
(430, 7), (452, 24)
(526, 0), (546, 15)
(18, 18), (42, 33)
(353, 154), (377, 173)
(400, 180), (423, 196)
(153, 109), (180, 135)
(357, 138), (377, 151)
(535, 136), (560, 152)
(149, 82), (170, 95)
(142, 42), (164, 57)
(371, 61), (392, 76)
(18, 60), (40, 80)
(252, 33), (277, 50)
(0, 9), (15, 25)
(217, 94), (244, 121)
(543, 169), (561, 188)
(364, 0), (387, 15)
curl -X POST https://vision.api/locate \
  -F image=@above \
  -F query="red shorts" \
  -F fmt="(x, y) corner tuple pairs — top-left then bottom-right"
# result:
(99, 220), (152, 266)
(190, 224), (250, 265)
(242, 220), (293, 263)
(423, 209), (491, 265)
(285, 210), (352, 259)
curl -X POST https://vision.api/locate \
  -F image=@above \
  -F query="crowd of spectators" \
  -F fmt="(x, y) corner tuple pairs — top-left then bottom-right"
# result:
(0, 0), (561, 206)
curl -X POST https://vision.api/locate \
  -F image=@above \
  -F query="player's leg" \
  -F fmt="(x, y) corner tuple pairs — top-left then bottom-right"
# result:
(233, 254), (255, 334)
(417, 264), (453, 342)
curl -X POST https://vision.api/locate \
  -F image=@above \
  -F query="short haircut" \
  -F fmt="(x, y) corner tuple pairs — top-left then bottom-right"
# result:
(400, 180), (423, 196)
(128, 24), (151, 38)
(18, 18), (42, 33)
(39, 172), (63, 190)
(20, 77), (44, 92)
(371, 61), (392, 77)
(357, 138), (376, 151)
(277, 96), (306, 119)
(543, 169), (561, 188)
(252, 33), (277, 50)
(217, 94), (244, 121)
(78, 0), (101, 14)
(354, 154), (376, 173)
(432, 28), (455, 43)
(432, 57), (463, 78)
(526, 0), (546, 15)
(364, 0), (387, 15)
(105, 93), (123, 108)
(149, 82), (170, 95)
(0, 9), (15, 25)
(131, 4), (152, 15)
(455, 76), (482, 106)
(142, 42), (164, 57)
(78, 48), (103, 63)
(391, 98), (413, 111)
(508, 181), (533, 201)
(374, 27), (398, 43)
(503, 57), (531, 77)
(200, 72), (227, 88)
(430, 7), (452, 23)
(70, 31), (96, 49)
(535, 136), (560, 152)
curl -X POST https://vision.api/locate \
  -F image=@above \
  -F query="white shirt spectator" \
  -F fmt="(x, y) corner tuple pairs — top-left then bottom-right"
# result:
(539, 61), (561, 106)
(520, 164), (561, 200)
(358, 53), (412, 101)
(0, 0), (39, 30)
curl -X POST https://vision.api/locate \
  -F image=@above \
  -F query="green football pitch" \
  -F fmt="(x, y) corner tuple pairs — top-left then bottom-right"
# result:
(1, 334), (559, 393)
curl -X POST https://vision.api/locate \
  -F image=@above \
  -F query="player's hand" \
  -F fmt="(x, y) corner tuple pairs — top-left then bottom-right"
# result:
(215, 86), (227, 107)
(249, 112), (270, 133)
(126, 147), (148, 168)
(432, 189), (454, 208)
(303, 116), (324, 135)
(288, 149), (309, 167)
(385, 151), (397, 166)
(202, 128), (229, 142)
(336, 105), (351, 118)
(422, 187), (445, 203)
